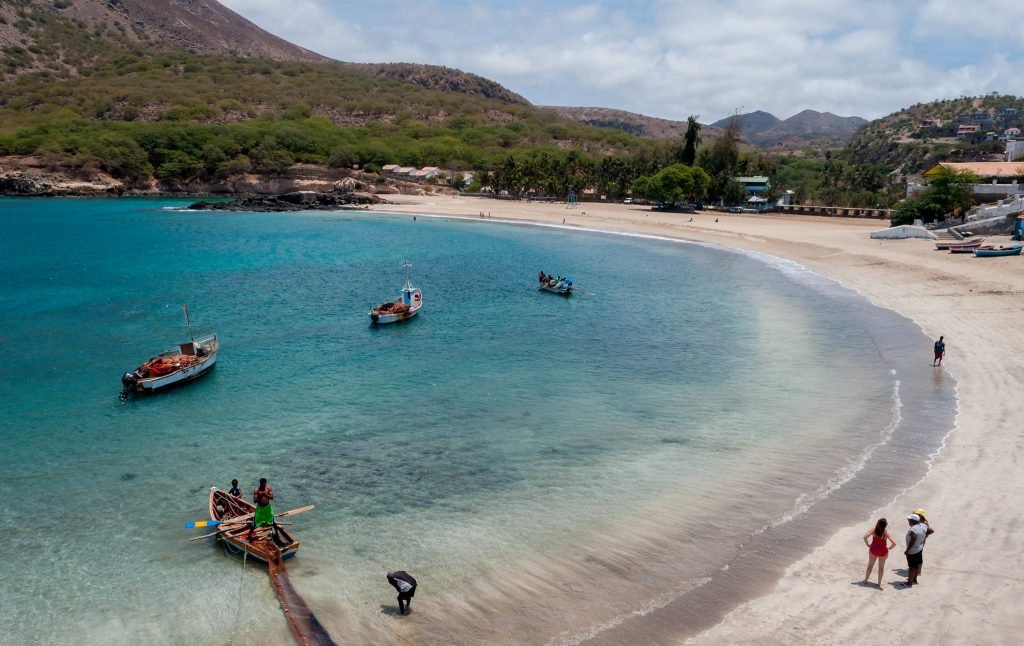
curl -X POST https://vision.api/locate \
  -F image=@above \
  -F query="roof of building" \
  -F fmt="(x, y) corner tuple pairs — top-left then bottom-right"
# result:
(925, 162), (1024, 178)
(382, 164), (399, 171)
(734, 176), (770, 183)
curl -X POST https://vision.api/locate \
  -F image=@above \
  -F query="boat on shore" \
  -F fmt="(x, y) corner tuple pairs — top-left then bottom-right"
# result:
(936, 236), (985, 251)
(370, 261), (422, 324)
(120, 305), (217, 398)
(974, 244), (1023, 257)
(538, 273), (574, 296)
(208, 487), (300, 563)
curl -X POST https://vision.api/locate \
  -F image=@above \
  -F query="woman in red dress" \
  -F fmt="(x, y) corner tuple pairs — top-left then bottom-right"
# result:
(862, 517), (897, 588)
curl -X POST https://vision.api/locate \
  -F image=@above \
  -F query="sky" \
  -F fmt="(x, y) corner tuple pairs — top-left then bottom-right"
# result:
(218, 0), (1024, 122)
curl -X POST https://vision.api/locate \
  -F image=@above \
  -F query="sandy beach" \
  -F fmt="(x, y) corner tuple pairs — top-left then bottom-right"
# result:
(370, 194), (1024, 644)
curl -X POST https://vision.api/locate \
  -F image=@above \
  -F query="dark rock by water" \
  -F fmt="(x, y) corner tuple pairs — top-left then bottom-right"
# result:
(188, 190), (386, 212)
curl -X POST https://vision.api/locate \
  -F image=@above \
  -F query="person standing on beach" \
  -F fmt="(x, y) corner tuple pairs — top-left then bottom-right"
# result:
(933, 336), (945, 366)
(387, 571), (417, 615)
(903, 514), (928, 586)
(912, 508), (935, 576)
(863, 518), (897, 587)
(863, 518), (896, 588)
(246, 477), (275, 541)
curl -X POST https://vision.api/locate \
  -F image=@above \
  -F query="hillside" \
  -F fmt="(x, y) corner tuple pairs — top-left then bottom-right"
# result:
(844, 95), (1024, 174)
(540, 106), (724, 140)
(0, 0), (675, 195)
(0, 0), (326, 75)
(712, 110), (867, 148)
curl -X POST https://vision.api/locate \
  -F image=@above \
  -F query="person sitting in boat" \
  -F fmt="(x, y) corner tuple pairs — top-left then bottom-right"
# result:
(245, 477), (278, 542)
(539, 271), (546, 284)
(228, 479), (241, 498)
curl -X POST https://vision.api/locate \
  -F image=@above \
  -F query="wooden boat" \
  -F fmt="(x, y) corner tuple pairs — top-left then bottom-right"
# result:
(370, 260), (422, 324)
(539, 276), (574, 296)
(950, 244), (990, 254)
(974, 244), (1023, 257)
(937, 236), (985, 251)
(208, 487), (300, 563)
(121, 305), (217, 398)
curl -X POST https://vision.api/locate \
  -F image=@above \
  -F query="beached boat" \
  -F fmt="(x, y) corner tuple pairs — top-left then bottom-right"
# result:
(369, 261), (422, 324)
(974, 244), (1023, 257)
(936, 236), (985, 251)
(208, 487), (300, 563)
(539, 275), (574, 296)
(950, 244), (990, 254)
(120, 305), (217, 398)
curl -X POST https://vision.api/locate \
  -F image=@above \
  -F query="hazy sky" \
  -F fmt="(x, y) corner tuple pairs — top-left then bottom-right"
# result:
(219, 0), (1024, 122)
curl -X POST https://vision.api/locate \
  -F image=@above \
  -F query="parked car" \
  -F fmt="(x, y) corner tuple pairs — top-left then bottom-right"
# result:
(728, 206), (743, 213)
(623, 197), (632, 204)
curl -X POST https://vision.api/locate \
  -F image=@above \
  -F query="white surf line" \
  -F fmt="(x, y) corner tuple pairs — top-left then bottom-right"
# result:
(546, 576), (714, 646)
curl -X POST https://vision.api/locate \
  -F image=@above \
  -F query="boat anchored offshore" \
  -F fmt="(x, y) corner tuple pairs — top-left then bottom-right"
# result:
(370, 260), (423, 324)
(120, 305), (217, 399)
(538, 271), (574, 296)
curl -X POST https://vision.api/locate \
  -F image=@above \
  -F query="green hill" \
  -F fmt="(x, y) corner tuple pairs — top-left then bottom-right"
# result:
(0, 0), (671, 192)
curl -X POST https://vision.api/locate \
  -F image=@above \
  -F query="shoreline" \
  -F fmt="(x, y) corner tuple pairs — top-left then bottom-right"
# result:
(368, 195), (1022, 644)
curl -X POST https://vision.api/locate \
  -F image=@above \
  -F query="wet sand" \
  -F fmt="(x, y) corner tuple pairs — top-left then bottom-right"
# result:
(368, 195), (1023, 644)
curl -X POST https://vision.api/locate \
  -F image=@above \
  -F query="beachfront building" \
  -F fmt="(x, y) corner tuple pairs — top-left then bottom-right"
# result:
(924, 162), (1024, 198)
(382, 164), (400, 173)
(412, 167), (443, 180)
(734, 176), (771, 197)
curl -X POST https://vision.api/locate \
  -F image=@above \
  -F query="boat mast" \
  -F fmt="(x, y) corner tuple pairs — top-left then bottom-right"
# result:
(401, 260), (413, 292)
(183, 304), (195, 342)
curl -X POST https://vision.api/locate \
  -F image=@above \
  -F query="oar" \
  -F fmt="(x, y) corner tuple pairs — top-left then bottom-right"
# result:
(185, 505), (315, 540)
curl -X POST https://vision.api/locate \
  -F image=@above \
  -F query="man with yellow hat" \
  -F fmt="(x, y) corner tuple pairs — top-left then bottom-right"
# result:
(912, 508), (934, 575)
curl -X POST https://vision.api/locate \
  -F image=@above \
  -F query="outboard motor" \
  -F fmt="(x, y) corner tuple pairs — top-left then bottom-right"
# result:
(120, 371), (139, 401)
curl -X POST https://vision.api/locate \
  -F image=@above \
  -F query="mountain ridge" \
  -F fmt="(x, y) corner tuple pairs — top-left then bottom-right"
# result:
(712, 110), (867, 147)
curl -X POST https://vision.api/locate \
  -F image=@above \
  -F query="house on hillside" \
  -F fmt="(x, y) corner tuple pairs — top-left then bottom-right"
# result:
(412, 167), (442, 180)
(921, 118), (942, 129)
(956, 124), (980, 139)
(925, 162), (1024, 198)
(395, 166), (417, 176)
(382, 164), (400, 173)
(1004, 127), (1022, 140)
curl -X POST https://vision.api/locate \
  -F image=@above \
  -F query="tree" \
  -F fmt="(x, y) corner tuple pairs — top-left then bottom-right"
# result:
(632, 164), (711, 204)
(679, 115), (701, 166)
(890, 166), (978, 225)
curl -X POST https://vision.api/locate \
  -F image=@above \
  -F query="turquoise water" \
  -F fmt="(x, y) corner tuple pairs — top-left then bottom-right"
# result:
(0, 199), (955, 645)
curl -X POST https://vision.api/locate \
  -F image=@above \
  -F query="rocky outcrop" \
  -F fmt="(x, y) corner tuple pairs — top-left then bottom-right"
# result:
(188, 190), (386, 212)
(0, 170), (124, 196)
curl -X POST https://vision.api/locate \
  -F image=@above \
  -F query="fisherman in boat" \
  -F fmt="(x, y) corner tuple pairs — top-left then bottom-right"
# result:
(539, 271), (546, 284)
(228, 479), (241, 498)
(245, 477), (278, 542)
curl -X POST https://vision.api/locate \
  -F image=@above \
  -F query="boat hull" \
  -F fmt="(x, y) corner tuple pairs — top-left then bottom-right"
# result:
(370, 287), (423, 324)
(136, 351), (217, 391)
(974, 245), (1023, 257)
(539, 284), (573, 296)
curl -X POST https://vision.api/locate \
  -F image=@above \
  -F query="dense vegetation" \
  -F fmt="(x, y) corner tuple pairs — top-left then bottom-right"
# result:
(891, 167), (979, 225)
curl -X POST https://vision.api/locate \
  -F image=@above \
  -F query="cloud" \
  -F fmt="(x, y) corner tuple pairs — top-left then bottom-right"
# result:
(219, 0), (1024, 121)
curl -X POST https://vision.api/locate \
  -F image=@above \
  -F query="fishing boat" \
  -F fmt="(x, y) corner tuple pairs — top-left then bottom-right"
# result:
(950, 244), (990, 254)
(974, 244), (1023, 257)
(208, 487), (300, 563)
(936, 236), (985, 251)
(120, 305), (217, 398)
(539, 275), (574, 296)
(369, 260), (422, 324)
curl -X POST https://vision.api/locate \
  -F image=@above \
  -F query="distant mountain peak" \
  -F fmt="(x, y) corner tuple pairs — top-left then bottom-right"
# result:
(712, 109), (867, 147)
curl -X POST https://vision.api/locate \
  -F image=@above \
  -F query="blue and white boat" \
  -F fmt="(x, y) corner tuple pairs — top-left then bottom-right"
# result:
(370, 261), (423, 324)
